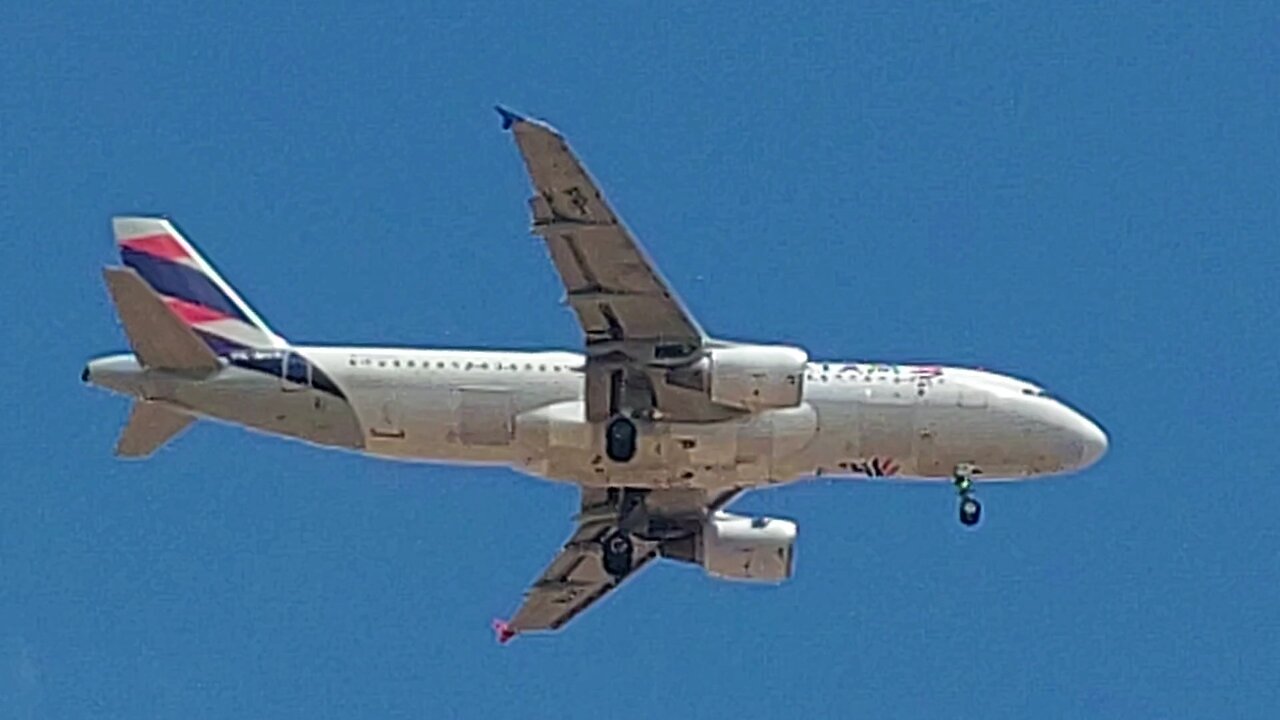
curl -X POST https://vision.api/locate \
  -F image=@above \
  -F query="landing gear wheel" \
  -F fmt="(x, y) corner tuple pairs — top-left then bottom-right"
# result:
(605, 417), (638, 463)
(600, 531), (634, 577)
(952, 463), (982, 528)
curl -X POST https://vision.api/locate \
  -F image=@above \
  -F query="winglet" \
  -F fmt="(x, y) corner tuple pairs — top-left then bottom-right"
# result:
(494, 105), (524, 130)
(492, 618), (517, 644)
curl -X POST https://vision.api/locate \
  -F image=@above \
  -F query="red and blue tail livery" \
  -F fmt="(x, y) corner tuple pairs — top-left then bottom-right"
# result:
(113, 217), (284, 354)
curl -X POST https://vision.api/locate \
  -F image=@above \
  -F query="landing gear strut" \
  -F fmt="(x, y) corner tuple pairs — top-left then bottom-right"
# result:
(953, 463), (982, 527)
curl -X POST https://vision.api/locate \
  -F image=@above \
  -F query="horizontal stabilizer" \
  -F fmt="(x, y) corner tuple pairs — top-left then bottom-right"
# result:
(116, 402), (195, 458)
(103, 267), (220, 373)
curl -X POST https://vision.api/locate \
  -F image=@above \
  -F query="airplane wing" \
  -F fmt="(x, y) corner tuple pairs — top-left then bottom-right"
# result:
(498, 107), (705, 353)
(498, 108), (723, 421)
(497, 486), (739, 641)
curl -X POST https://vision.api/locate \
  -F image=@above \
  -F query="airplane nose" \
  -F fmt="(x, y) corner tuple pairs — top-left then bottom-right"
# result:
(1075, 414), (1108, 468)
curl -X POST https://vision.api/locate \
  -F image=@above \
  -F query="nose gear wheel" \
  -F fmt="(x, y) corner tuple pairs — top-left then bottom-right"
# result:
(953, 463), (983, 528)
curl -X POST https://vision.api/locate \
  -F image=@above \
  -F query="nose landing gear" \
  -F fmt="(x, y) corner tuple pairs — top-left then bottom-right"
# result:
(953, 463), (982, 527)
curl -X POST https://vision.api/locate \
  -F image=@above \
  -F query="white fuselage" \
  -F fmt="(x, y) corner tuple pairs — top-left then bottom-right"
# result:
(87, 345), (1108, 490)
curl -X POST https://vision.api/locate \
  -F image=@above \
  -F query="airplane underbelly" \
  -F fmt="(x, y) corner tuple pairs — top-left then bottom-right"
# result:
(857, 403), (1021, 479)
(172, 370), (364, 449)
(513, 401), (818, 488)
(858, 405), (914, 459)
(915, 405), (1027, 478)
(358, 384), (533, 464)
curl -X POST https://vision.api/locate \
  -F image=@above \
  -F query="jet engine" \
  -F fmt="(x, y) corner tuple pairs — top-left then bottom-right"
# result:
(668, 344), (808, 412)
(697, 511), (797, 582)
(708, 345), (807, 411)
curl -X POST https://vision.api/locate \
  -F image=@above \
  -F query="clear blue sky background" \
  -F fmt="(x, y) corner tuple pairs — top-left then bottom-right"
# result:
(2, 3), (1278, 718)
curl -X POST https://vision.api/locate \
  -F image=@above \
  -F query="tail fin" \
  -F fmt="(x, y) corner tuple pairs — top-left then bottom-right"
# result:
(112, 216), (285, 353)
(115, 401), (194, 458)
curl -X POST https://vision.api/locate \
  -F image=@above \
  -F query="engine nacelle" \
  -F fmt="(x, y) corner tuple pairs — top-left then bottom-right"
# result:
(700, 511), (797, 582)
(706, 345), (808, 411)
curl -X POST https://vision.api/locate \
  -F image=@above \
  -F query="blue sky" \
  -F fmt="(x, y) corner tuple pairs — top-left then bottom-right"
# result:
(3, 2), (1278, 717)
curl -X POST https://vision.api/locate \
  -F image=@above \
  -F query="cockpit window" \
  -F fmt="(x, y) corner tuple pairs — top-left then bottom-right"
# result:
(1022, 387), (1052, 399)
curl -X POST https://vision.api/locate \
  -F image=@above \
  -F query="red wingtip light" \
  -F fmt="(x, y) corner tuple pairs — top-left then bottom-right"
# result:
(492, 619), (516, 644)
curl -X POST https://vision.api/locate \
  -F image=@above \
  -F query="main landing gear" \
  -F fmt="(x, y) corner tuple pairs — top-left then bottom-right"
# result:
(953, 463), (982, 527)
(605, 416), (637, 463)
(601, 530), (634, 577)
(598, 488), (648, 579)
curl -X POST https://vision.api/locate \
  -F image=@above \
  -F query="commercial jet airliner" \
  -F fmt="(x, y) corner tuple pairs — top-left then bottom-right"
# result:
(84, 107), (1107, 641)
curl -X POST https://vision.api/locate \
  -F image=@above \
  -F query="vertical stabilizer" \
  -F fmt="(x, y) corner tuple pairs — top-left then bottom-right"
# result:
(112, 216), (285, 353)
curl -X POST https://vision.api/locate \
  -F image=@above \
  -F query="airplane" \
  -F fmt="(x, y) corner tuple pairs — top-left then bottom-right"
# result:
(83, 106), (1108, 642)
